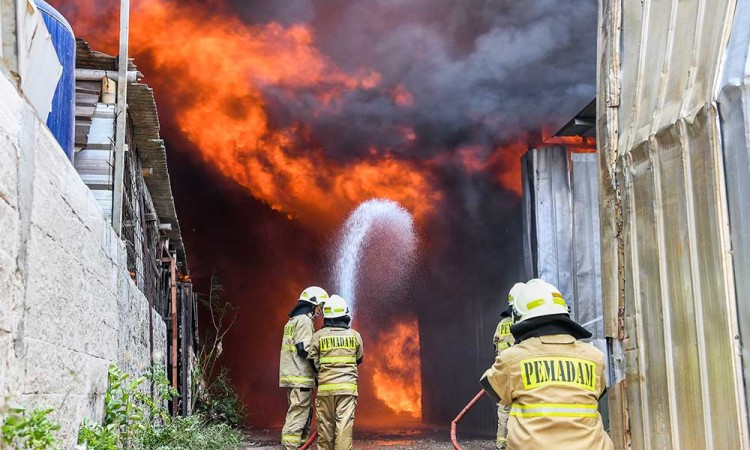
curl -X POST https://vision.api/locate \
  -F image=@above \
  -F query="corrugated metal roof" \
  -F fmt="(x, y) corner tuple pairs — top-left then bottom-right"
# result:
(75, 38), (187, 269)
(75, 38), (137, 71)
(127, 82), (187, 268)
(554, 98), (596, 137)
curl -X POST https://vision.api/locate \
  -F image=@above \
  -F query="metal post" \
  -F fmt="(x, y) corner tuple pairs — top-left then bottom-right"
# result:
(170, 255), (178, 415)
(112, 0), (129, 235)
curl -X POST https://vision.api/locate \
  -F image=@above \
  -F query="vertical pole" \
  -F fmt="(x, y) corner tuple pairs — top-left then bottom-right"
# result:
(112, 0), (129, 235)
(170, 255), (178, 414)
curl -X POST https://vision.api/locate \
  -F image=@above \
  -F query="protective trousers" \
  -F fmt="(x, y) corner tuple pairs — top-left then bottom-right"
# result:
(281, 388), (313, 449)
(316, 395), (357, 450)
(496, 403), (511, 449)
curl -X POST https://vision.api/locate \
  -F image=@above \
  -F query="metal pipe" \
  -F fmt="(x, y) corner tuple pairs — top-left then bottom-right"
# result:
(75, 68), (139, 82)
(450, 390), (486, 450)
(112, 0), (129, 235)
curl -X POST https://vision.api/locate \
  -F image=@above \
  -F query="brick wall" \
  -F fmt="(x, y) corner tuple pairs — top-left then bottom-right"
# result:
(0, 72), (167, 446)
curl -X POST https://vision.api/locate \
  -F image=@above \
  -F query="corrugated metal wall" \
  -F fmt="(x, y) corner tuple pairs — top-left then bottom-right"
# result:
(597, 0), (750, 448)
(521, 148), (603, 339)
(718, 0), (750, 428)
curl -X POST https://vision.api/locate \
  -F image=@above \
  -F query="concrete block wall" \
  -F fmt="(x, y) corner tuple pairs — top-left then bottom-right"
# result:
(0, 72), (167, 446)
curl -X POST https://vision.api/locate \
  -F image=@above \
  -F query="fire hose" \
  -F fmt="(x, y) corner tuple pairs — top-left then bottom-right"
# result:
(450, 390), (486, 450)
(299, 391), (318, 450)
(300, 429), (317, 450)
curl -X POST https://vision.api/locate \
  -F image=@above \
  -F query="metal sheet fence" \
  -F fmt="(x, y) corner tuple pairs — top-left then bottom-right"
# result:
(597, 0), (749, 447)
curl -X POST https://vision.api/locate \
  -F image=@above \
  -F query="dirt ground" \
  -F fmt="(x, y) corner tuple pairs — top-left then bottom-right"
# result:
(244, 427), (496, 449)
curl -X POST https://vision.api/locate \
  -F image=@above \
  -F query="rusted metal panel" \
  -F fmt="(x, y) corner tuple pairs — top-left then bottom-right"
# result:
(598, 0), (749, 447)
(627, 143), (673, 450)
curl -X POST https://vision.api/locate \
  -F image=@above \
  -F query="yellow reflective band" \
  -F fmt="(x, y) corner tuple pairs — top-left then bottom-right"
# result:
(283, 323), (295, 338)
(282, 344), (297, 353)
(520, 356), (597, 391)
(510, 402), (598, 418)
(526, 297), (567, 310)
(319, 356), (357, 364)
(280, 376), (314, 383)
(281, 434), (302, 443)
(320, 335), (358, 351)
(497, 321), (512, 336)
(497, 436), (507, 443)
(551, 292), (564, 299)
(496, 342), (511, 351)
(319, 383), (358, 392)
(526, 299), (545, 310)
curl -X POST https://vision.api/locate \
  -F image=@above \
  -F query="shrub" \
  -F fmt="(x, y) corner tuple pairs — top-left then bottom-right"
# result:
(1, 405), (61, 450)
(77, 364), (244, 450)
(137, 415), (244, 450)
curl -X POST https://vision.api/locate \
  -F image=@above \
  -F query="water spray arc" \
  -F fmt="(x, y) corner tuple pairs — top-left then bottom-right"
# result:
(332, 199), (417, 317)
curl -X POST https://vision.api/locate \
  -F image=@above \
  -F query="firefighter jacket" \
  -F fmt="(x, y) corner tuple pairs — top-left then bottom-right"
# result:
(308, 326), (364, 397)
(484, 334), (613, 450)
(493, 317), (515, 355)
(279, 313), (316, 388)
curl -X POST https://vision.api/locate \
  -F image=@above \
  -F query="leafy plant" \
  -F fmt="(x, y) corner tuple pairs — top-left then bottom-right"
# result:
(78, 363), (243, 450)
(77, 365), (148, 449)
(1, 405), (61, 450)
(193, 367), (244, 427)
(191, 274), (244, 425)
(138, 415), (244, 450)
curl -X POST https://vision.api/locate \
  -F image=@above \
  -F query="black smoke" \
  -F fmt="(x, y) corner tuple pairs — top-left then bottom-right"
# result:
(249, 0), (597, 161)
(192, 0), (597, 433)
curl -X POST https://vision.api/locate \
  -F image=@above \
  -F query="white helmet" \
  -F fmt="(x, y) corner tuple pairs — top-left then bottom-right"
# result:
(508, 282), (525, 307)
(323, 295), (350, 319)
(299, 286), (329, 306)
(514, 278), (569, 322)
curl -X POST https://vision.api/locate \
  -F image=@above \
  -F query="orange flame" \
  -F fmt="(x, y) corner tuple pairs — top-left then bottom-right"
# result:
(486, 141), (529, 196)
(60, 0), (440, 226)
(370, 318), (422, 418)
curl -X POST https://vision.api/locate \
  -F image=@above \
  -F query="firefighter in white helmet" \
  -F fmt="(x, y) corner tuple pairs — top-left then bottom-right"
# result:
(492, 283), (524, 450)
(308, 295), (364, 450)
(480, 279), (613, 450)
(279, 286), (329, 449)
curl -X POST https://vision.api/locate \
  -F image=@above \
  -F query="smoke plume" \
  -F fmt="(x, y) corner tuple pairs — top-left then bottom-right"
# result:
(52, 0), (597, 430)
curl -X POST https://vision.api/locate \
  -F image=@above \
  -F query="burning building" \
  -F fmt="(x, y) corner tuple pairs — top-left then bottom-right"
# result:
(46, 0), (599, 436)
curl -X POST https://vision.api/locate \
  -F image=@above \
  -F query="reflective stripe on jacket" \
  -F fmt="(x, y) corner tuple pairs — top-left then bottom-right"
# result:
(279, 314), (315, 388)
(484, 334), (613, 450)
(493, 317), (515, 355)
(308, 327), (364, 397)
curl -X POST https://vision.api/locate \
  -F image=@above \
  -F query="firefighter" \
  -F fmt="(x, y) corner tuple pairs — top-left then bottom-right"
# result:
(493, 283), (523, 450)
(480, 279), (613, 450)
(279, 286), (329, 450)
(308, 295), (364, 450)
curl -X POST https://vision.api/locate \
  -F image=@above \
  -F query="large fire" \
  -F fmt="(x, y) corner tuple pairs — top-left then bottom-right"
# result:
(370, 319), (422, 418)
(60, 0), (441, 227)
(53, 0), (535, 426)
